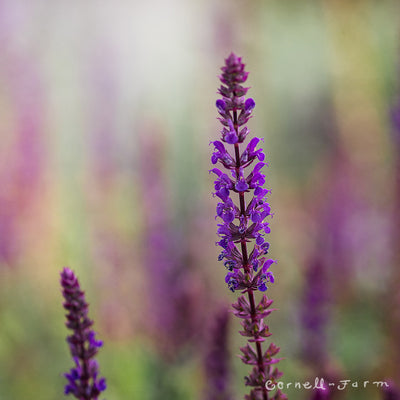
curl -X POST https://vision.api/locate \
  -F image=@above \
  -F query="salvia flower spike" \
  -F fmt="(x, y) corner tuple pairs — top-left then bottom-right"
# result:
(211, 53), (286, 400)
(60, 267), (106, 399)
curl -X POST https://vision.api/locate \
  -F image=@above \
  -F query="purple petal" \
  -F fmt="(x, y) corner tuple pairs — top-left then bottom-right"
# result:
(235, 180), (249, 192)
(245, 98), (256, 111)
(210, 168), (223, 176)
(266, 271), (275, 283)
(254, 186), (267, 197)
(258, 283), (268, 292)
(253, 162), (265, 173)
(223, 210), (235, 223)
(247, 137), (259, 152)
(262, 259), (276, 273)
(216, 99), (226, 112)
(257, 151), (265, 161)
(97, 377), (107, 391)
(213, 140), (225, 152)
(225, 132), (238, 144)
(256, 236), (265, 245)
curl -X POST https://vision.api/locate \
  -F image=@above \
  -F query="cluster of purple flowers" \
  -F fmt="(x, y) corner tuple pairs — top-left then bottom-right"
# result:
(211, 55), (274, 294)
(211, 53), (285, 400)
(60, 267), (106, 399)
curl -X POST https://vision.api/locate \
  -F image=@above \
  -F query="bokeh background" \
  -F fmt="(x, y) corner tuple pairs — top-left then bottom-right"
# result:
(0, 1), (399, 399)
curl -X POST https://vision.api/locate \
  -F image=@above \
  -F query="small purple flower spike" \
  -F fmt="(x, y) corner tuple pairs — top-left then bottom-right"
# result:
(60, 267), (106, 399)
(211, 53), (286, 400)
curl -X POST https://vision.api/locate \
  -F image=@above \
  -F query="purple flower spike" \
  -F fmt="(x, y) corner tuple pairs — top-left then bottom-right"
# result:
(60, 267), (106, 400)
(211, 53), (286, 400)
